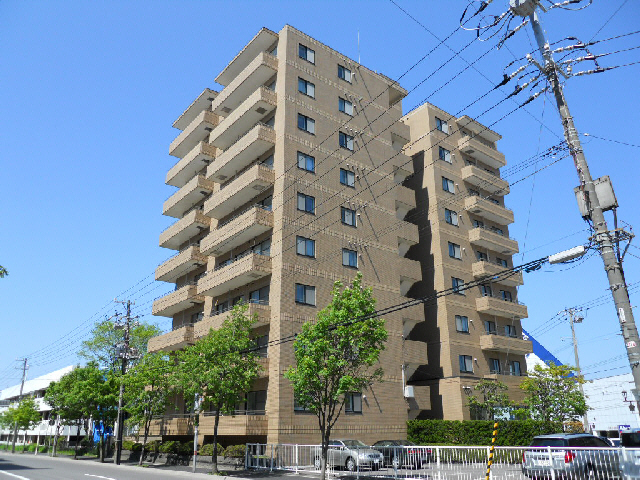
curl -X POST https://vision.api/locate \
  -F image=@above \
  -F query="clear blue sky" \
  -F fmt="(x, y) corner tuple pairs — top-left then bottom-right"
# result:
(1, 1), (638, 394)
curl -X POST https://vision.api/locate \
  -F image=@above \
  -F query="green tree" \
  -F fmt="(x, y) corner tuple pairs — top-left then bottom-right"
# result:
(2, 397), (41, 453)
(519, 362), (588, 423)
(467, 379), (511, 420)
(122, 352), (174, 465)
(0, 266), (8, 278)
(78, 320), (161, 369)
(176, 303), (259, 474)
(284, 273), (387, 480)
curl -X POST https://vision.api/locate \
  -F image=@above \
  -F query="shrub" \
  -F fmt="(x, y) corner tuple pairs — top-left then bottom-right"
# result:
(200, 443), (223, 456)
(223, 444), (246, 458)
(122, 440), (142, 451)
(158, 440), (181, 454)
(27, 444), (37, 452)
(145, 440), (160, 453)
(179, 440), (194, 455)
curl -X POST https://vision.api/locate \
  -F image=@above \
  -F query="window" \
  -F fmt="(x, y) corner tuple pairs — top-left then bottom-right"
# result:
(490, 358), (501, 374)
(295, 283), (316, 306)
(445, 208), (458, 226)
(500, 290), (513, 302)
(436, 117), (449, 134)
(298, 113), (315, 134)
(297, 193), (315, 214)
(294, 395), (311, 412)
(249, 285), (270, 305)
(489, 198), (500, 205)
(260, 154), (274, 168)
(341, 207), (357, 227)
(459, 355), (473, 373)
(505, 325), (517, 338)
(297, 152), (315, 172)
(299, 44), (315, 64)
(298, 77), (315, 98)
(491, 226), (504, 236)
(510, 361), (521, 376)
(439, 147), (451, 163)
(232, 295), (245, 306)
(469, 188), (480, 197)
(339, 97), (354, 115)
(258, 195), (273, 211)
(342, 248), (358, 268)
(338, 65), (352, 82)
(442, 177), (455, 193)
(296, 236), (315, 257)
(473, 219), (484, 229)
(455, 315), (469, 333)
(480, 284), (492, 297)
(448, 242), (461, 259)
(452, 277), (465, 294)
(252, 238), (271, 256)
(476, 251), (488, 261)
(339, 132), (354, 150)
(345, 393), (362, 413)
(246, 390), (267, 413)
(270, 44), (278, 56)
(255, 334), (269, 357)
(340, 168), (355, 187)
(213, 300), (229, 315)
(496, 257), (508, 267)
(485, 320), (497, 334)
(191, 312), (203, 323)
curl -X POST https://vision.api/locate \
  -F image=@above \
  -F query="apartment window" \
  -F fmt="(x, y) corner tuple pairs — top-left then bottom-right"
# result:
(232, 295), (245, 306)
(294, 396), (311, 412)
(339, 97), (354, 115)
(295, 284), (316, 306)
(480, 284), (493, 297)
(496, 257), (508, 267)
(339, 132), (354, 150)
(298, 113), (315, 134)
(452, 277), (465, 294)
(501, 290), (513, 302)
(340, 168), (355, 187)
(485, 320), (497, 334)
(436, 117), (449, 134)
(252, 238), (271, 256)
(260, 154), (274, 168)
(459, 355), (473, 373)
(255, 334), (269, 357)
(297, 193), (315, 214)
(296, 236), (316, 257)
(489, 198), (500, 205)
(299, 44), (315, 64)
(476, 251), (488, 261)
(214, 300), (229, 315)
(250, 285), (270, 305)
(341, 207), (357, 227)
(439, 147), (451, 163)
(455, 315), (469, 333)
(342, 248), (358, 268)
(298, 78), (315, 98)
(491, 226), (504, 236)
(473, 219), (484, 229)
(490, 358), (501, 374)
(510, 361), (522, 376)
(469, 188), (480, 197)
(442, 177), (455, 193)
(505, 325), (517, 338)
(338, 65), (352, 82)
(297, 152), (315, 172)
(258, 195), (272, 211)
(448, 242), (461, 260)
(445, 209), (458, 226)
(246, 390), (267, 413)
(191, 312), (203, 324)
(345, 392), (362, 413)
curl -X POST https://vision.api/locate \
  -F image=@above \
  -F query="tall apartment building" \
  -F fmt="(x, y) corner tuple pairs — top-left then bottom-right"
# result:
(402, 103), (533, 420)
(148, 26), (429, 445)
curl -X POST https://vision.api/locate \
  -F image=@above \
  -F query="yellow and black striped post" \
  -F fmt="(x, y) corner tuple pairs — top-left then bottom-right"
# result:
(485, 422), (499, 480)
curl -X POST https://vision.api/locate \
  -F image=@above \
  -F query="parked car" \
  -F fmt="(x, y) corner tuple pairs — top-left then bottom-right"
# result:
(314, 439), (383, 471)
(522, 433), (620, 479)
(619, 428), (640, 480)
(372, 440), (431, 468)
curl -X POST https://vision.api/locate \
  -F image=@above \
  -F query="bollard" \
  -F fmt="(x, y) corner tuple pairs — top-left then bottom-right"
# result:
(485, 422), (499, 480)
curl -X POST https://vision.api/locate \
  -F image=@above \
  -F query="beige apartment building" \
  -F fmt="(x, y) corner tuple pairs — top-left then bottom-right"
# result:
(402, 104), (532, 420)
(147, 25), (430, 446)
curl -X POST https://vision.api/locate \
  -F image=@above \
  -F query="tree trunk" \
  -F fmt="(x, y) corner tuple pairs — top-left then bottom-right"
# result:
(321, 438), (328, 480)
(139, 419), (150, 466)
(52, 421), (59, 457)
(211, 409), (221, 474)
(74, 423), (80, 459)
(99, 431), (105, 463)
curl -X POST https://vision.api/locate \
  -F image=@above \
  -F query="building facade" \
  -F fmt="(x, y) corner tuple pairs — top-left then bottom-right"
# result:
(402, 103), (532, 420)
(149, 25), (429, 445)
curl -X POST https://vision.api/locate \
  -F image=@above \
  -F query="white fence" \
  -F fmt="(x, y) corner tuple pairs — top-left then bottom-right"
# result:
(246, 444), (640, 479)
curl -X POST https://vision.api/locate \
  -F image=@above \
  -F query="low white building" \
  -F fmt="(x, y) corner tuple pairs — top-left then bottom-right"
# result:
(583, 372), (640, 438)
(0, 365), (88, 445)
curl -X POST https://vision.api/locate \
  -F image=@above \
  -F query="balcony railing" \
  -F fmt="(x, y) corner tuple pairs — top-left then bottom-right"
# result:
(155, 245), (207, 283)
(464, 195), (514, 225)
(162, 175), (215, 219)
(468, 226), (519, 255)
(476, 294), (528, 319)
(166, 141), (217, 188)
(152, 284), (205, 318)
(399, 257), (421, 296)
(461, 164), (510, 196)
(480, 330), (533, 355)
(194, 302), (271, 339)
(170, 110), (219, 159)
(159, 210), (210, 250)
(471, 260), (524, 287)
(458, 134), (506, 169)
(197, 252), (272, 298)
(201, 205), (273, 257)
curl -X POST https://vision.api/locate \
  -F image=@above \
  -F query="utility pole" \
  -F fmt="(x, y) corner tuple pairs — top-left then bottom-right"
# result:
(510, 0), (640, 401)
(11, 358), (28, 454)
(113, 300), (139, 466)
(563, 308), (589, 432)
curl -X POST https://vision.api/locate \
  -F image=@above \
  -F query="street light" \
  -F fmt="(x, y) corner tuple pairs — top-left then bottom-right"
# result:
(622, 390), (638, 412)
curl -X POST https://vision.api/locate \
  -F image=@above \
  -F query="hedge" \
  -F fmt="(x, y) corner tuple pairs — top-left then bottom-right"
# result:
(407, 419), (562, 446)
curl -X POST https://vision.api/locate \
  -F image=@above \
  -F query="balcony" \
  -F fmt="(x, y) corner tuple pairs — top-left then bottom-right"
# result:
(201, 206), (273, 257)
(461, 164), (510, 196)
(464, 195), (514, 225)
(173, 88), (218, 131)
(480, 332), (533, 356)
(208, 87), (277, 151)
(468, 226), (519, 255)
(212, 52), (278, 117)
(159, 210), (210, 250)
(392, 155), (413, 183)
(471, 260), (523, 287)
(202, 413), (268, 436)
(399, 257), (421, 296)
(395, 185), (416, 220)
(397, 221), (419, 257)
(206, 123), (275, 182)
(402, 305), (425, 337)
(476, 295), (528, 319)
(194, 302), (271, 339)
(152, 284), (205, 318)
(163, 175), (215, 219)
(407, 385), (431, 414)
(404, 339), (428, 379)
(197, 253), (272, 297)
(155, 245), (207, 283)
(147, 325), (195, 353)
(458, 134), (506, 169)
(170, 110), (219, 159)
(216, 28), (279, 86)
(204, 164), (275, 220)
(166, 141), (216, 188)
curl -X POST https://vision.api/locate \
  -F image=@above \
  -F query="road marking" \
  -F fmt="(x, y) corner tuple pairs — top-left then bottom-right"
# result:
(84, 475), (116, 480)
(0, 471), (30, 480)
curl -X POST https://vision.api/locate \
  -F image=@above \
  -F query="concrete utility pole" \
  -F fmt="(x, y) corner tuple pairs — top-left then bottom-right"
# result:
(510, 0), (640, 401)
(563, 308), (589, 432)
(11, 358), (28, 454)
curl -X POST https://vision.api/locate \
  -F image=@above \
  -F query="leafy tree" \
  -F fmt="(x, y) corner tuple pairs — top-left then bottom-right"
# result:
(1, 397), (41, 453)
(78, 320), (161, 369)
(467, 379), (511, 420)
(122, 352), (174, 465)
(0, 266), (7, 278)
(176, 303), (259, 474)
(519, 361), (588, 423)
(284, 273), (387, 480)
